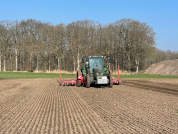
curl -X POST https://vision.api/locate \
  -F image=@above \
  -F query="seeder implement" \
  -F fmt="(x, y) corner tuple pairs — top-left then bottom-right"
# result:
(59, 69), (76, 86)
(69, 79), (76, 86)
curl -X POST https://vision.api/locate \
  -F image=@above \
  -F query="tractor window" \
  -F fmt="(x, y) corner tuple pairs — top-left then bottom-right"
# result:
(90, 57), (103, 70)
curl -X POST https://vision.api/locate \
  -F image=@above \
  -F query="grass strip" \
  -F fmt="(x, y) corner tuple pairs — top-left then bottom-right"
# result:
(0, 72), (178, 79)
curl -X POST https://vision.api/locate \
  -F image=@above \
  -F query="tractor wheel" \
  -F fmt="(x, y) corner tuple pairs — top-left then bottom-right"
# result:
(86, 74), (90, 88)
(83, 77), (86, 87)
(76, 70), (81, 87)
(109, 70), (113, 88)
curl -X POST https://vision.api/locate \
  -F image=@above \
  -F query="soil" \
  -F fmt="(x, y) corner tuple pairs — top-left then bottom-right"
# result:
(145, 59), (178, 76)
(0, 78), (178, 134)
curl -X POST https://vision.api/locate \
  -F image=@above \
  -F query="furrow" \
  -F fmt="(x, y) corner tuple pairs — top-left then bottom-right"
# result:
(25, 88), (47, 133)
(12, 89), (43, 132)
(60, 87), (69, 134)
(0, 88), (34, 120)
(62, 87), (76, 134)
(59, 87), (79, 134)
(19, 88), (47, 133)
(70, 86), (116, 134)
(67, 87), (97, 134)
(33, 85), (51, 133)
(1, 89), (38, 133)
(68, 87), (106, 134)
(11, 88), (43, 133)
(40, 86), (53, 134)
(83, 93), (155, 133)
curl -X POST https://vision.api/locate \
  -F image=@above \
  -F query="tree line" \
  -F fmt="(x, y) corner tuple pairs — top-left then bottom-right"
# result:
(151, 49), (178, 64)
(0, 18), (172, 73)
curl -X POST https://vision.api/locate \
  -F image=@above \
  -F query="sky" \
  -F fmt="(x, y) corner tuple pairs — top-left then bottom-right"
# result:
(0, 0), (178, 51)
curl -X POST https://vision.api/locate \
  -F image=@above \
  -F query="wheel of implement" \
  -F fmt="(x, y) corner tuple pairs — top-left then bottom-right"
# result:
(76, 70), (81, 87)
(86, 74), (90, 88)
(109, 70), (113, 88)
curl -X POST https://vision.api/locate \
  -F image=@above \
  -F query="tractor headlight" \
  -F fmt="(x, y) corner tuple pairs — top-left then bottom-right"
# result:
(86, 62), (89, 67)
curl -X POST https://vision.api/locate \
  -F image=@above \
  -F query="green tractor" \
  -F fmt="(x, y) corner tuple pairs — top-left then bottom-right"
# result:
(76, 56), (113, 88)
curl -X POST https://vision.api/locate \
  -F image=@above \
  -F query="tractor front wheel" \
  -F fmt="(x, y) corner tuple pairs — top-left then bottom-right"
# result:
(76, 70), (81, 87)
(109, 70), (113, 88)
(86, 74), (90, 88)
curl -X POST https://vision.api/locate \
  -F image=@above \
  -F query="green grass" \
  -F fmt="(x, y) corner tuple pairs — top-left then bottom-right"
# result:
(0, 71), (178, 79)
(0, 71), (76, 79)
(115, 74), (178, 79)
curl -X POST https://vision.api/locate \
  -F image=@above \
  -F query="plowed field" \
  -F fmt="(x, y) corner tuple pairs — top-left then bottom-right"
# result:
(0, 79), (178, 134)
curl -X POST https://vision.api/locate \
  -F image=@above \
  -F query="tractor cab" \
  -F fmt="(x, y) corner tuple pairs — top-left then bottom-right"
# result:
(89, 57), (104, 75)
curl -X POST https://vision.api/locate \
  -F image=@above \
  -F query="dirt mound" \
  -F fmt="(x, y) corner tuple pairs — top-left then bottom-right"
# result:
(145, 59), (178, 76)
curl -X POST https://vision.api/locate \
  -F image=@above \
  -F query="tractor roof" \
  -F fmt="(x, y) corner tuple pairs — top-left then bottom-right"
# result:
(88, 56), (106, 59)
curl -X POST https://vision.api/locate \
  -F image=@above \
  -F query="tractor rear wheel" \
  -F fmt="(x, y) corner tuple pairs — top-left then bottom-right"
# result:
(76, 70), (81, 87)
(86, 74), (90, 88)
(109, 70), (113, 88)
(83, 77), (86, 87)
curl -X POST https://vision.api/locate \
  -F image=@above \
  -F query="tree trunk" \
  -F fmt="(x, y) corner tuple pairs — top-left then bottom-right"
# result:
(36, 55), (38, 71)
(10, 54), (12, 71)
(77, 48), (79, 70)
(3, 55), (6, 71)
(73, 59), (75, 72)
(58, 58), (59, 72)
(48, 56), (50, 72)
(60, 57), (62, 70)
(22, 45), (25, 71)
(122, 51), (124, 73)
(30, 53), (33, 72)
(44, 64), (46, 72)
(136, 66), (139, 73)
(115, 59), (117, 72)
(135, 60), (139, 74)
(15, 48), (18, 71)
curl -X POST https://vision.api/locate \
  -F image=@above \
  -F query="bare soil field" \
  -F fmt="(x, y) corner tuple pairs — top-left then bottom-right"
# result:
(0, 79), (178, 134)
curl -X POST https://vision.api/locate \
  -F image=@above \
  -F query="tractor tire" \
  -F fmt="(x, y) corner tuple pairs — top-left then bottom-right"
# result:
(76, 70), (81, 87)
(86, 74), (90, 88)
(109, 70), (113, 88)
(83, 77), (86, 87)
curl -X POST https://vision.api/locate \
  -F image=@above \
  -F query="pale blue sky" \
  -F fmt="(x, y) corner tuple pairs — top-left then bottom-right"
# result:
(0, 0), (178, 51)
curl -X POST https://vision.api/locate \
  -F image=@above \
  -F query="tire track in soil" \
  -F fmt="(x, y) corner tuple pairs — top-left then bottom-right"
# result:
(73, 86), (178, 134)
(86, 97), (161, 133)
(0, 79), (115, 134)
(123, 80), (178, 133)
(124, 80), (178, 96)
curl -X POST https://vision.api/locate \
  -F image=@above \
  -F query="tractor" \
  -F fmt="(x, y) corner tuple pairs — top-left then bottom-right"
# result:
(76, 56), (113, 88)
